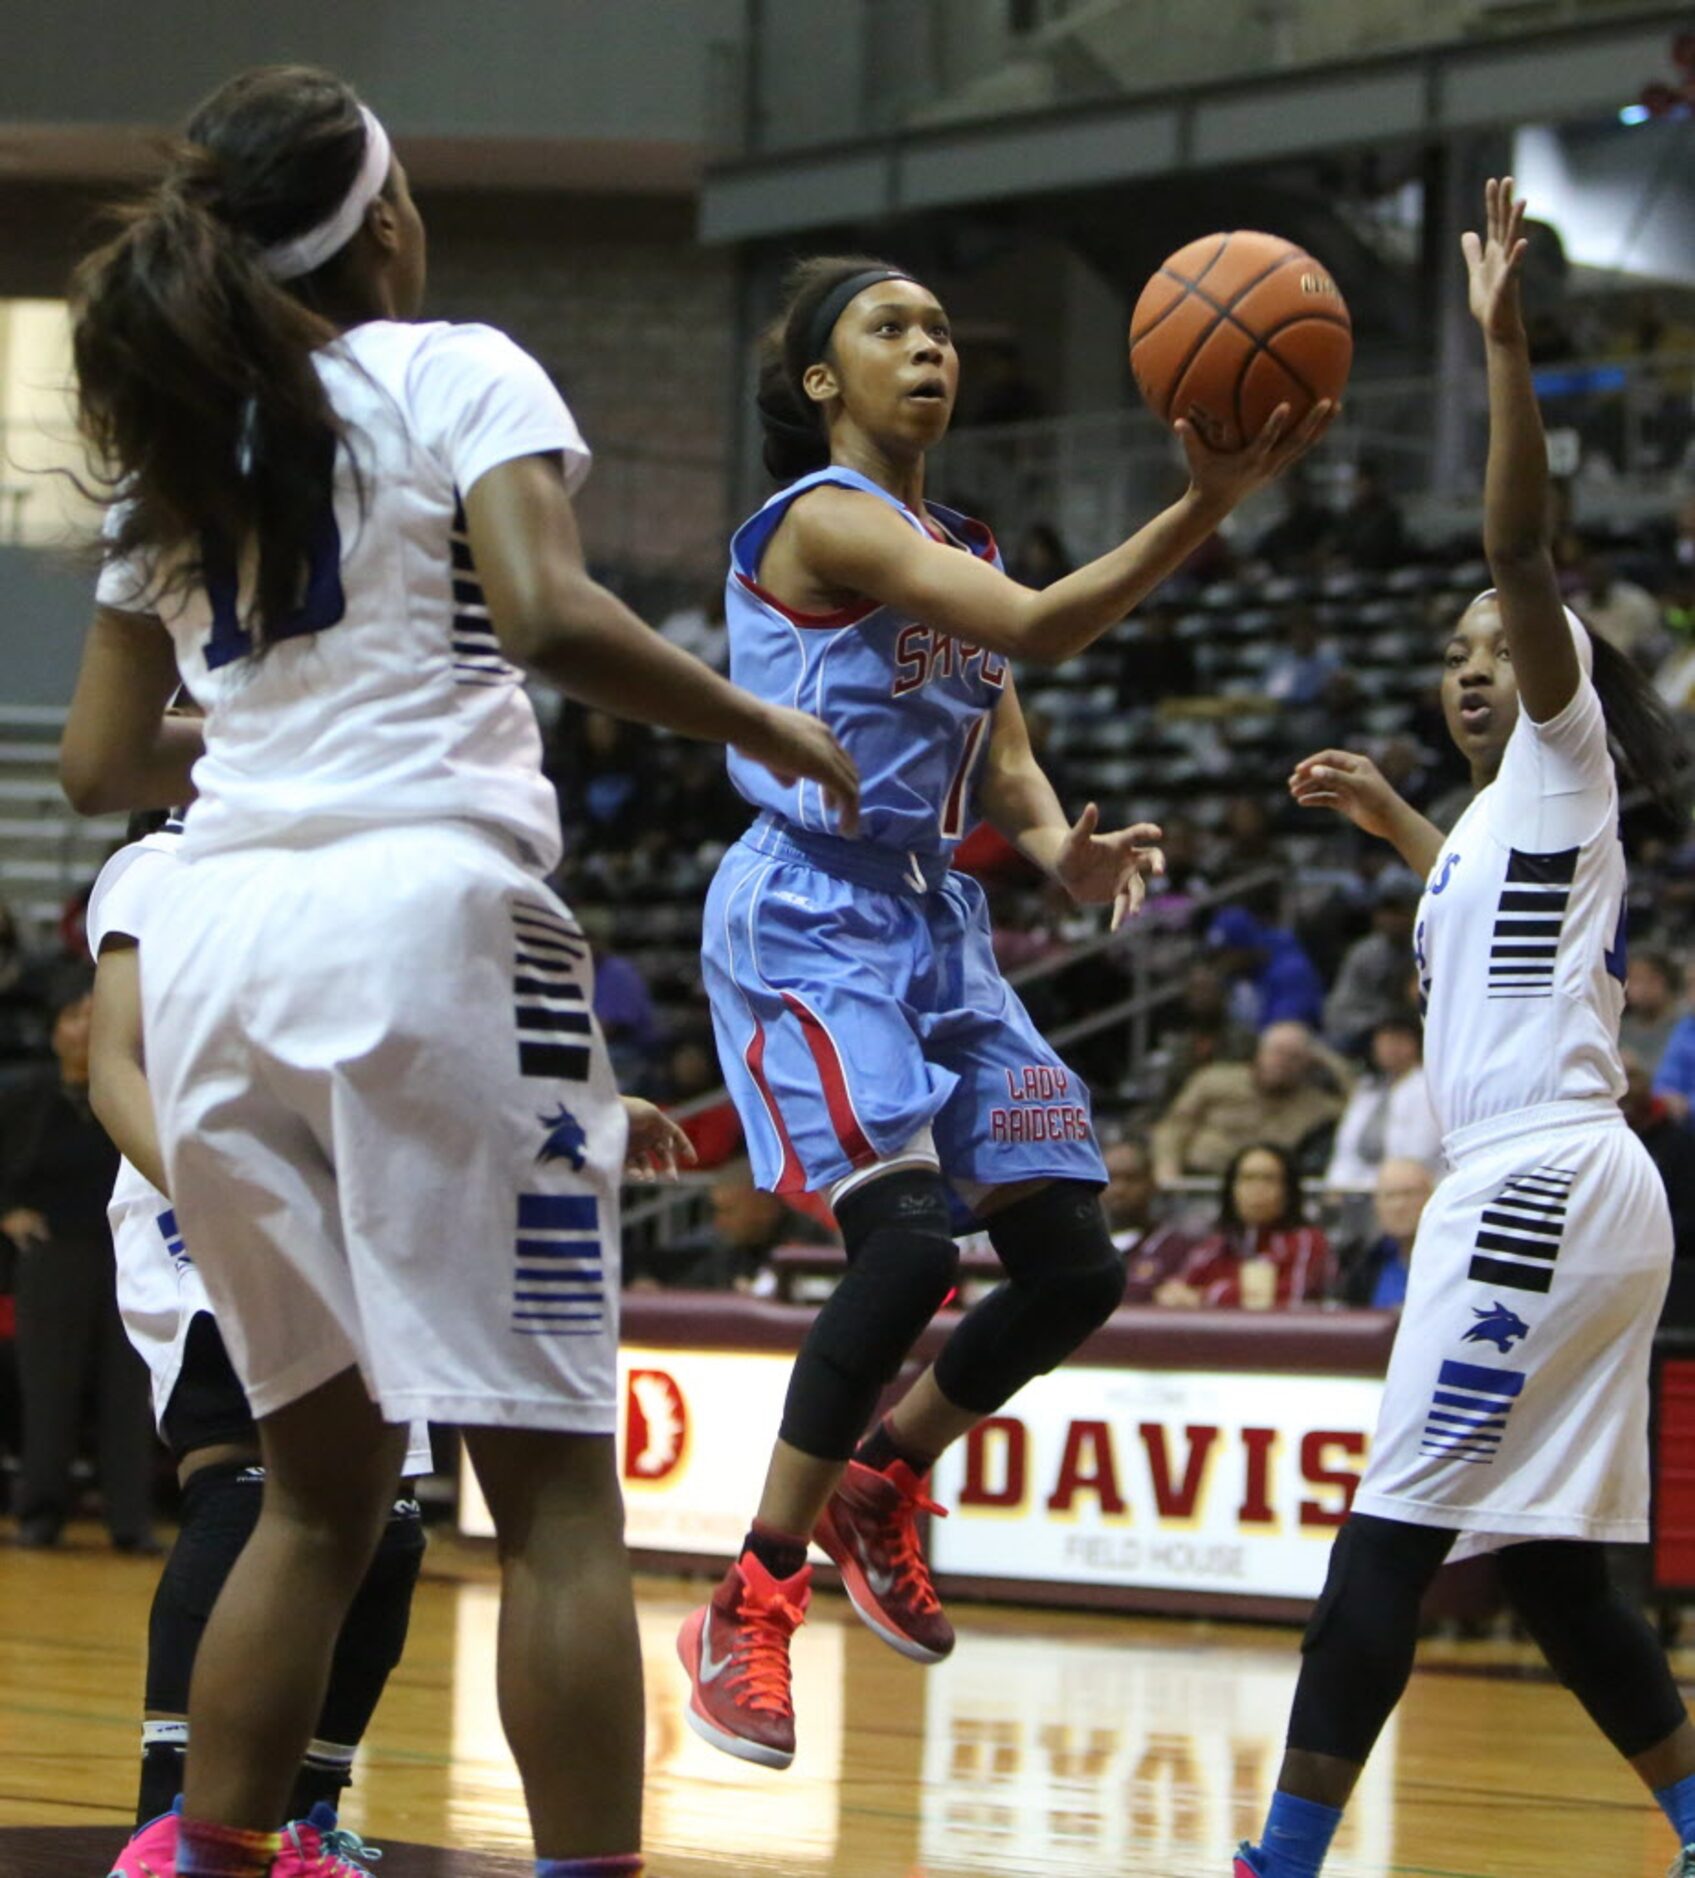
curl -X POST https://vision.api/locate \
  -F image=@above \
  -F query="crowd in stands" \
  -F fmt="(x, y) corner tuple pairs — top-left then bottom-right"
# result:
(17, 463), (1695, 1534)
(566, 467), (1695, 1308)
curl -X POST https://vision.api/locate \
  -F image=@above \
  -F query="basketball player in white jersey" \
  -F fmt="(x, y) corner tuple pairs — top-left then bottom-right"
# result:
(58, 66), (856, 1878)
(1236, 180), (1695, 1878)
(90, 808), (694, 1863)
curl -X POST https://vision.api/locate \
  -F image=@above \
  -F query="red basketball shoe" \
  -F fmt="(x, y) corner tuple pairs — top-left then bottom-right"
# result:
(814, 1457), (954, 1663)
(677, 1551), (811, 1769)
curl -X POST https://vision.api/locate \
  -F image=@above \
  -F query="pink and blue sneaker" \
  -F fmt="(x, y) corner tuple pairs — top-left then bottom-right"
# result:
(107, 1803), (178, 1878)
(1234, 1848), (1266, 1877)
(107, 1801), (381, 1878)
(274, 1806), (383, 1875)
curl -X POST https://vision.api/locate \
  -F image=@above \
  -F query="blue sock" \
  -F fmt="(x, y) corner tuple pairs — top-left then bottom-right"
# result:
(534, 1859), (643, 1877)
(1656, 1771), (1695, 1847)
(1249, 1789), (1343, 1878)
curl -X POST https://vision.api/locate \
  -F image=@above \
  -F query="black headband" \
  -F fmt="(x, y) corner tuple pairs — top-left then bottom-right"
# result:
(802, 268), (915, 365)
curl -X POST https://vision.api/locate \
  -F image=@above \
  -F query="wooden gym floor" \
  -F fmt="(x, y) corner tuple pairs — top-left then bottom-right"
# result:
(0, 1527), (1684, 1877)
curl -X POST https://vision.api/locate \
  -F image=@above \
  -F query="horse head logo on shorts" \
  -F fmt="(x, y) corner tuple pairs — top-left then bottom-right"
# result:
(537, 1103), (588, 1170)
(1463, 1300), (1530, 1354)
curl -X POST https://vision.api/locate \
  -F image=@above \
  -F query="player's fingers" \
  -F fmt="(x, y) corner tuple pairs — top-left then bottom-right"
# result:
(1068, 801), (1100, 844)
(1251, 403), (1292, 457)
(1460, 229), (1482, 270)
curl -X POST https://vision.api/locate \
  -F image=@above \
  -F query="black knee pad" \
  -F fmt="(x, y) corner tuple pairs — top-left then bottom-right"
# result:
(144, 1459), (265, 1712)
(1287, 1514), (1454, 1764)
(1498, 1540), (1687, 1759)
(778, 1169), (959, 1461)
(933, 1182), (1121, 1415)
(314, 1494), (426, 1749)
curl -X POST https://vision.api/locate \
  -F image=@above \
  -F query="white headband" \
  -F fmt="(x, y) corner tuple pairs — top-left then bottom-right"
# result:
(261, 105), (392, 281)
(1472, 588), (1594, 677)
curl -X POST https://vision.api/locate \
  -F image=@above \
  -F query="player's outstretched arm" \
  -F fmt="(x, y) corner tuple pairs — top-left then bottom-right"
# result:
(1466, 176), (1580, 727)
(1289, 748), (1444, 878)
(785, 401), (1332, 668)
(88, 937), (171, 1197)
(61, 609), (202, 814)
(977, 683), (1163, 930)
(466, 452), (859, 834)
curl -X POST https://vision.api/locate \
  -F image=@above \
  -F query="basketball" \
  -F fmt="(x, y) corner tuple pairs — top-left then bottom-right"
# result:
(1129, 231), (1353, 451)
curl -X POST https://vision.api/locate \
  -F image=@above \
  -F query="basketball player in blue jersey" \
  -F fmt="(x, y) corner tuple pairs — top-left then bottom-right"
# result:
(677, 255), (1331, 1768)
(58, 66), (855, 1878)
(1236, 181), (1695, 1878)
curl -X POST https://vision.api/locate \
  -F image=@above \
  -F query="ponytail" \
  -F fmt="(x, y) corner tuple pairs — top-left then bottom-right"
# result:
(1586, 625), (1694, 835)
(757, 252), (908, 484)
(71, 66), (373, 642)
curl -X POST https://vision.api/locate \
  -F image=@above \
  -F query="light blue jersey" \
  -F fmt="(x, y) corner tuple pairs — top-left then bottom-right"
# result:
(704, 464), (1105, 1203)
(724, 466), (1008, 856)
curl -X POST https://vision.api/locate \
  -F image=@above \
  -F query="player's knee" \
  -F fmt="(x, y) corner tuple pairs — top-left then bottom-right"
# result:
(834, 1166), (960, 1324)
(144, 1460), (265, 1710)
(988, 1180), (1123, 1363)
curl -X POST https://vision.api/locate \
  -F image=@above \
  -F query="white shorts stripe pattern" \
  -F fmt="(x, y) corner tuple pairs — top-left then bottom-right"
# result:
(1354, 1101), (1671, 1557)
(139, 822), (628, 1432)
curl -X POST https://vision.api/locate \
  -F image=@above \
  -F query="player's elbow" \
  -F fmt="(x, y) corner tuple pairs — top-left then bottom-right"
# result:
(59, 739), (129, 817)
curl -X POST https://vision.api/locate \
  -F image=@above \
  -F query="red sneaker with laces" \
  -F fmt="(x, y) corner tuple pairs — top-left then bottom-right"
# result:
(814, 1457), (954, 1663)
(676, 1551), (811, 1769)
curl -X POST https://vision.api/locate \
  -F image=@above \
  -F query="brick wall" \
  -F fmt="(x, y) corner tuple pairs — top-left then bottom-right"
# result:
(410, 191), (736, 593)
(0, 182), (738, 592)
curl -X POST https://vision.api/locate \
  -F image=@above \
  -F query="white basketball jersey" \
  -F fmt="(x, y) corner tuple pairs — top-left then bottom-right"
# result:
(89, 830), (434, 1472)
(1414, 675), (1627, 1140)
(96, 320), (589, 872)
(87, 829), (213, 1422)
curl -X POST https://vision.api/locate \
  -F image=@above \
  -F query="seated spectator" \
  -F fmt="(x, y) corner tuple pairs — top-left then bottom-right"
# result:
(1152, 1020), (1352, 1184)
(1154, 962), (1256, 1102)
(1622, 1050), (1695, 1261)
(553, 708), (650, 855)
(1101, 1138), (1197, 1303)
(1264, 611), (1341, 706)
(1332, 1158), (1435, 1307)
(1119, 603), (1199, 709)
(1207, 902), (1327, 1030)
(577, 905), (660, 1091)
(1211, 796), (1278, 882)
(2, 977), (155, 1550)
(1571, 552), (1662, 661)
(1337, 458), (1406, 571)
(1621, 949), (1680, 1073)
(1652, 962), (1695, 1122)
(1008, 522), (1072, 589)
(626, 1162), (829, 1291)
(1324, 1016), (1441, 1193)
(1253, 467), (1332, 571)
(1322, 872), (1422, 1054)
(659, 1038), (744, 1171)
(1157, 1143), (1331, 1307)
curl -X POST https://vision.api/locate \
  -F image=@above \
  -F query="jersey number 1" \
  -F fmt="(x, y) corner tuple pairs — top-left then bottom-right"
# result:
(203, 502), (347, 671)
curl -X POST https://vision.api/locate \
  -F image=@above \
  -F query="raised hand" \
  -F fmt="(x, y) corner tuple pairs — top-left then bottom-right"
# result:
(1179, 398), (1337, 512)
(1052, 803), (1165, 931)
(1462, 176), (1529, 345)
(1288, 749), (1404, 840)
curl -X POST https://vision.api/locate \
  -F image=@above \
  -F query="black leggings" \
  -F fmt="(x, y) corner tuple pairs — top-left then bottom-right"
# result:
(1290, 1514), (1687, 1766)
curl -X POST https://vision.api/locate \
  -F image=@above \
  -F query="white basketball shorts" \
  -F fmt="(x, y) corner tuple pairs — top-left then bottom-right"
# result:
(139, 822), (628, 1433)
(1354, 1098), (1671, 1556)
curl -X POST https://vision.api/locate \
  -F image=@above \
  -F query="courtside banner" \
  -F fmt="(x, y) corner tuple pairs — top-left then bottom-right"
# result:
(927, 1366), (1384, 1599)
(460, 1346), (804, 1556)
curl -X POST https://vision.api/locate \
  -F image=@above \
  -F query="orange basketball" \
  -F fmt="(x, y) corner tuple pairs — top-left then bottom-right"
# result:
(1129, 231), (1352, 452)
